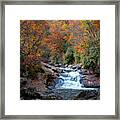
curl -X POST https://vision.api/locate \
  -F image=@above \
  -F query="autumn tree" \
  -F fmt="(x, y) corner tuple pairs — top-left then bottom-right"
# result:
(20, 20), (100, 78)
(43, 20), (70, 64)
(20, 20), (49, 78)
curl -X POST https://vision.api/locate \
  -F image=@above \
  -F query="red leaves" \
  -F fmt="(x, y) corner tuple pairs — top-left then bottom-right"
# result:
(20, 20), (100, 66)
(93, 20), (100, 30)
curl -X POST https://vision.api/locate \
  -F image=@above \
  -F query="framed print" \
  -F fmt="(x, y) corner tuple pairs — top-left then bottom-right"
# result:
(0, 0), (119, 119)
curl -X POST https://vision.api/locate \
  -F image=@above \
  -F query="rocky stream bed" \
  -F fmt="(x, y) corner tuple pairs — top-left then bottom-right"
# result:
(20, 63), (100, 100)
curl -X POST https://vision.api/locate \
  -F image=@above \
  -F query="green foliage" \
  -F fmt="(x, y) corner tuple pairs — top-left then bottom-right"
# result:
(65, 47), (75, 65)
(20, 20), (100, 77)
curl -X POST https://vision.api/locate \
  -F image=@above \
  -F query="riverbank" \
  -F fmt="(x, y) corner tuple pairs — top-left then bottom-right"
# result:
(20, 62), (100, 100)
(20, 75), (100, 100)
(21, 87), (100, 100)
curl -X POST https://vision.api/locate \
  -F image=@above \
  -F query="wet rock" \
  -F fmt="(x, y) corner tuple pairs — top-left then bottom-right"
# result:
(21, 64), (100, 100)
(81, 69), (88, 74)
(72, 66), (77, 69)
(58, 69), (62, 73)
(65, 64), (68, 67)
(74, 89), (100, 100)
(68, 65), (72, 68)
(20, 87), (43, 100)
(60, 73), (69, 77)
(82, 74), (100, 88)
(75, 64), (82, 70)
(58, 63), (62, 67)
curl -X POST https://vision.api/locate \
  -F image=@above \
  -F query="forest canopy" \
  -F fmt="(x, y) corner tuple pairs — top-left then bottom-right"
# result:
(20, 20), (100, 77)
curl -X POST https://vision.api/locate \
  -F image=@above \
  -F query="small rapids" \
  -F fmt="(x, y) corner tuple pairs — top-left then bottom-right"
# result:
(55, 67), (95, 90)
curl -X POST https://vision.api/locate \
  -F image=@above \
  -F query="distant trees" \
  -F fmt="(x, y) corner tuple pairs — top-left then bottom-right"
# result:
(20, 20), (100, 76)
(20, 20), (48, 77)
(65, 47), (75, 65)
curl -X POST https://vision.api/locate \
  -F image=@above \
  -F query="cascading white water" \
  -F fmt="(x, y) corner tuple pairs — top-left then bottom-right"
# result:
(55, 67), (95, 90)
(59, 71), (82, 89)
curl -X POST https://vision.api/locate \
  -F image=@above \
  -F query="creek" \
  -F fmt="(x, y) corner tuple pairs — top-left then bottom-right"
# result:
(55, 67), (96, 90)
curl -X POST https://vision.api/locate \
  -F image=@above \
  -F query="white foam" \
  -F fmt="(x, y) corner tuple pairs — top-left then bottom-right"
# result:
(56, 68), (96, 90)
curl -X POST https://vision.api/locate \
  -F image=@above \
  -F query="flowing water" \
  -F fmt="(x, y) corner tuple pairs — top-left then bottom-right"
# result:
(55, 67), (96, 90)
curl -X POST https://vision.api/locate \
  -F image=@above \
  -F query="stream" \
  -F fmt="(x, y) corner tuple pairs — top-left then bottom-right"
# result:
(55, 67), (96, 90)
(20, 64), (100, 100)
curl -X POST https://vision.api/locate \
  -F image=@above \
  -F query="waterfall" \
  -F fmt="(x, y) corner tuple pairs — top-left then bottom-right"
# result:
(55, 67), (95, 90)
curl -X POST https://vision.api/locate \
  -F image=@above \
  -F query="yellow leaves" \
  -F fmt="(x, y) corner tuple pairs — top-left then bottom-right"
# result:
(36, 49), (43, 57)
(63, 36), (67, 40)
(29, 43), (32, 49)
(80, 20), (85, 28)
(68, 33), (74, 41)
(36, 52), (42, 57)
(80, 20), (88, 29)
(84, 29), (89, 33)
(21, 20), (100, 66)
(31, 36), (36, 41)
(31, 22), (36, 30)
(81, 40), (88, 49)
(62, 23), (68, 30)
